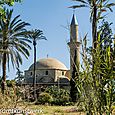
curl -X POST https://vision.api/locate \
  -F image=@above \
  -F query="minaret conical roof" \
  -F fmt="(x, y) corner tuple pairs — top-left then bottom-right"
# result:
(71, 14), (78, 25)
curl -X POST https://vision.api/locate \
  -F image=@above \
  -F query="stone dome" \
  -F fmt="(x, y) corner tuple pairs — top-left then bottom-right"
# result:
(29, 58), (68, 70)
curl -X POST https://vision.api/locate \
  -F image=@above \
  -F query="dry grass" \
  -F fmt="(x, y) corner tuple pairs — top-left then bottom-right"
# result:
(21, 104), (85, 115)
(0, 103), (115, 115)
(0, 103), (85, 115)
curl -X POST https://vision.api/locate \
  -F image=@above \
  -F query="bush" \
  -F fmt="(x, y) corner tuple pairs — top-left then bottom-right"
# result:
(38, 92), (53, 104)
(45, 86), (71, 105)
(6, 80), (16, 87)
(51, 95), (70, 106)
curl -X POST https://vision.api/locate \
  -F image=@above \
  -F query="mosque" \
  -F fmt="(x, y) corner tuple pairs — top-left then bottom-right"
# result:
(24, 14), (80, 87)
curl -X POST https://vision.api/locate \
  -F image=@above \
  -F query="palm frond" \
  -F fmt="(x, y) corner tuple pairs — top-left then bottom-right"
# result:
(29, 29), (47, 41)
(72, 0), (88, 4)
(18, 40), (31, 49)
(15, 43), (30, 58)
(10, 15), (21, 29)
(16, 50), (23, 66)
(12, 22), (30, 32)
(69, 4), (88, 9)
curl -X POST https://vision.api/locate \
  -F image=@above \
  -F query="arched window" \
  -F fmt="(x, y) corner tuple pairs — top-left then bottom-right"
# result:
(30, 72), (32, 75)
(46, 71), (48, 75)
(62, 71), (64, 75)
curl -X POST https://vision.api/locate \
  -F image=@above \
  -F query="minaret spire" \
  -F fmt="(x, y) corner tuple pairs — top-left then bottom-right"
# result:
(70, 13), (79, 42)
(71, 13), (78, 26)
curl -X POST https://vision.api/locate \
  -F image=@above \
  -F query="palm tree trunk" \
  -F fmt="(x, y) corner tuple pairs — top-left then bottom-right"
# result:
(113, 36), (115, 73)
(1, 53), (7, 94)
(33, 40), (36, 100)
(92, 2), (97, 91)
(92, 4), (97, 49)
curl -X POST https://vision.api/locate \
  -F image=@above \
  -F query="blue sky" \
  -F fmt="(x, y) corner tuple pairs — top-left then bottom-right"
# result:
(1, 0), (115, 79)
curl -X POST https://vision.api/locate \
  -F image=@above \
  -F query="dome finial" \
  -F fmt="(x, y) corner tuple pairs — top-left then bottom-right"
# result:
(47, 54), (49, 58)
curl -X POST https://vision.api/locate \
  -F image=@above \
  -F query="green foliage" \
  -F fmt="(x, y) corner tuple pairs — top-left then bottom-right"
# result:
(6, 80), (15, 87)
(28, 29), (47, 42)
(0, 0), (22, 19)
(76, 29), (115, 114)
(0, 85), (24, 108)
(45, 86), (71, 106)
(0, 0), (22, 6)
(38, 92), (53, 104)
(69, 1), (115, 114)
(99, 20), (113, 49)
(70, 0), (115, 21)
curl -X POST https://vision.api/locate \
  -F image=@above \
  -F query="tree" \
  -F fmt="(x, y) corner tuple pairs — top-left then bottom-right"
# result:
(69, 0), (115, 49)
(98, 20), (113, 76)
(0, 0), (21, 6)
(99, 20), (113, 49)
(74, 21), (115, 114)
(70, 49), (79, 102)
(28, 29), (47, 100)
(0, 9), (31, 94)
(0, 0), (22, 18)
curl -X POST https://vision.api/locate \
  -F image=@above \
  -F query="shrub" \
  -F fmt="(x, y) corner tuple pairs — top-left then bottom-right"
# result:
(38, 92), (53, 104)
(51, 95), (70, 106)
(45, 86), (71, 105)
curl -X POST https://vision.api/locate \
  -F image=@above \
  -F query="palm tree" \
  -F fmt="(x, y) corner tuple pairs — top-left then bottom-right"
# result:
(28, 29), (47, 100)
(0, 9), (31, 94)
(69, 0), (115, 49)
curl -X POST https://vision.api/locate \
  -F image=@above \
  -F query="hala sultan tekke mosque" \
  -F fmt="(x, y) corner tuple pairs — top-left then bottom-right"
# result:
(24, 14), (80, 87)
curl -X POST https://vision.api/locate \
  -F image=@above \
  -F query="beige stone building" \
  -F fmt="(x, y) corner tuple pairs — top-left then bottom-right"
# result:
(24, 58), (70, 85)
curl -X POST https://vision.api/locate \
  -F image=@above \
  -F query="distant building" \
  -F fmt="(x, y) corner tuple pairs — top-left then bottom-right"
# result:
(24, 58), (70, 85)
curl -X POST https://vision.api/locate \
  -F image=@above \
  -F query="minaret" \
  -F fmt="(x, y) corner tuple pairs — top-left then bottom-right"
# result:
(68, 14), (81, 77)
